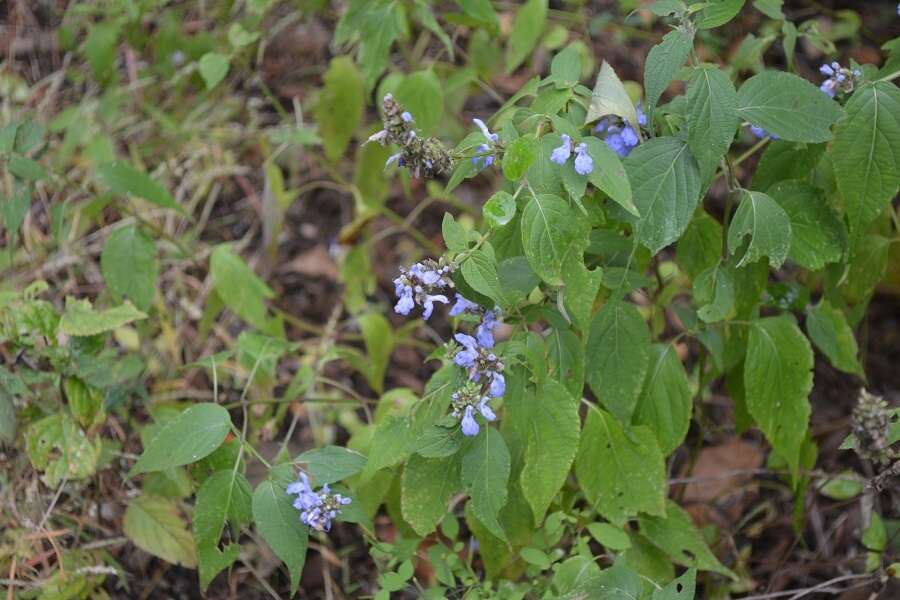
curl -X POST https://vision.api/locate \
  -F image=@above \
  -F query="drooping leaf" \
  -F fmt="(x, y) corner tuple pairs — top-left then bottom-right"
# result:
(395, 70), (443, 137)
(644, 29), (694, 114)
(95, 161), (185, 214)
(402, 453), (461, 536)
(582, 137), (636, 216)
(131, 403), (231, 475)
(123, 494), (197, 568)
(506, 0), (548, 73)
(633, 344), (692, 456)
(314, 56), (365, 161)
(767, 181), (845, 270)
(585, 61), (640, 132)
(101, 225), (158, 312)
(193, 470), (252, 588)
(461, 427), (511, 541)
(805, 300), (863, 376)
(686, 66), (740, 184)
(727, 190), (791, 268)
(694, 262), (736, 323)
(25, 413), (101, 487)
(252, 479), (309, 595)
(210, 245), (274, 331)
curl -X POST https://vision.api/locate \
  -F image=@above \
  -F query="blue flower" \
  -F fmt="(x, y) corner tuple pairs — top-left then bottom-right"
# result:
(453, 333), (479, 368)
(636, 103), (648, 127)
(472, 118), (499, 171)
(478, 397), (497, 422)
(401, 111), (414, 122)
(550, 134), (572, 165)
(488, 371), (505, 398)
(460, 405), (480, 436)
(393, 261), (453, 319)
(750, 125), (779, 140)
(594, 108), (643, 157)
(286, 472), (351, 532)
(449, 293), (479, 317)
(475, 308), (500, 348)
(422, 294), (449, 320)
(819, 61), (860, 97)
(573, 143), (593, 175)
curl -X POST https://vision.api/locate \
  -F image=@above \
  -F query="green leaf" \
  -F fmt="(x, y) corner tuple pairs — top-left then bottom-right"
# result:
(252, 479), (309, 595)
(677, 210), (723, 280)
(362, 415), (414, 480)
(754, 0), (784, 19)
(395, 70), (443, 137)
(460, 244), (514, 309)
(198, 52), (230, 89)
(576, 407), (666, 525)
(586, 301), (651, 423)
(193, 470), (252, 588)
(583, 137), (636, 216)
(124, 495), (196, 568)
(96, 161), (185, 214)
(686, 66), (740, 184)
(805, 300), (862, 376)
(0, 387), (15, 444)
(562, 252), (603, 333)
(8, 155), (46, 181)
(585, 61), (640, 132)
(483, 191), (517, 228)
(752, 141), (825, 192)
(101, 225), (158, 312)
(644, 29), (693, 114)
(624, 136), (701, 254)
(833, 82), (900, 246)
(737, 71), (843, 143)
(818, 471), (864, 500)
(727, 190), (791, 268)
(59, 299), (147, 337)
(358, 312), (394, 393)
(548, 44), (582, 89)
(744, 315), (813, 475)
(457, 0), (499, 29)
(547, 326), (586, 399)
(210, 245), (274, 331)
(294, 446), (367, 484)
(84, 21), (120, 82)
(314, 56), (365, 161)
(694, 262), (736, 323)
(442, 212), (473, 252)
(25, 414), (101, 487)
(520, 380), (580, 523)
(506, 0), (547, 74)
(695, 0), (746, 29)
(131, 403), (231, 475)
(639, 502), (737, 579)
(587, 522), (632, 551)
(402, 453), (461, 536)
(521, 193), (588, 285)
(633, 344), (692, 456)
(461, 427), (511, 541)
(1, 182), (30, 235)
(578, 563), (643, 598)
(526, 133), (564, 195)
(652, 568), (697, 600)
(767, 181), (844, 270)
(502, 135), (539, 181)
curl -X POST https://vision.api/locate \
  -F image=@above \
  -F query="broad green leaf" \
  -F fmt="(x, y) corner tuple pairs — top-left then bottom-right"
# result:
(737, 71), (843, 143)
(686, 66), (740, 184)
(359, 312), (394, 393)
(395, 70), (443, 136)
(754, 0), (784, 19)
(745, 315), (813, 475)
(96, 161), (185, 214)
(727, 190), (791, 268)
(483, 191), (517, 228)
(526, 133), (564, 195)
(644, 29), (693, 114)
(460, 244), (515, 308)
(402, 453), (461, 536)
(101, 224), (158, 312)
(818, 471), (864, 500)
(677, 210), (723, 280)
(252, 480), (309, 595)
(25, 414), (101, 487)
(415, 424), (464, 458)
(314, 56), (364, 161)
(577, 563), (643, 598)
(502, 135), (539, 181)
(521, 193), (588, 285)
(767, 181), (844, 270)
(548, 44), (582, 89)
(457, 0), (499, 29)
(124, 495), (196, 568)
(442, 212), (473, 252)
(59, 299), (147, 336)
(210, 245), (274, 331)
(562, 251), (603, 333)
(294, 446), (367, 484)
(65, 377), (104, 428)
(752, 141), (825, 192)
(640, 502), (737, 578)
(695, 0), (746, 29)
(694, 262), (736, 323)
(553, 556), (603, 595)
(193, 470), (252, 588)
(652, 569), (697, 600)
(633, 344), (692, 456)
(587, 523), (632, 551)
(624, 136), (701, 254)
(8, 155), (46, 180)
(520, 380), (580, 523)
(843, 235), (890, 305)
(461, 427), (511, 541)
(198, 52), (230, 89)
(361, 415), (414, 480)
(832, 82), (900, 245)
(547, 327), (586, 399)
(576, 407), (666, 525)
(585, 61), (640, 132)
(586, 301), (651, 423)
(806, 300), (862, 376)
(0, 388), (15, 444)
(506, 0), (547, 74)
(131, 403), (231, 475)
(582, 137), (636, 216)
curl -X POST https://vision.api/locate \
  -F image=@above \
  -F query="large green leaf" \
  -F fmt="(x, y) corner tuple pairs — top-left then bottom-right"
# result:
(624, 136), (701, 254)
(586, 301), (652, 423)
(123, 494), (196, 568)
(210, 244), (274, 331)
(502, 135), (539, 181)
(744, 316), (813, 475)
(727, 190), (791, 268)
(633, 344), (692, 456)
(252, 479), (309, 595)
(677, 210), (723, 280)
(461, 427), (511, 541)
(59, 299), (147, 337)
(644, 29), (694, 114)
(832, 82), (900, 246)
(767, 181), (845, 270)
(101, 225), (158, 312)
(521, 193), (588, 285)
(193, 470), (252, 588)
(695, 0), (746, 29)
(751, 141), (825, 192)
(25, 413), (101, 487)
(131, 403), (231, 475)
(505, 0), (547, 73)
(96, 161), (185, 214)
(737, 71), (843, 143)
(576, 407), (666, 525)
(395, 70), (443, 137)
(526, 133), (565, 195)
(652, 569), (696, 600)
(294, 446), (367, 485)
(686, 66), (740, 184)
(582, 137), (636, 216)
(805, 300), (862, 376)
(401, 453), (461, 536)
(520, 380), (580, 523)
(314, 56), (364, 161)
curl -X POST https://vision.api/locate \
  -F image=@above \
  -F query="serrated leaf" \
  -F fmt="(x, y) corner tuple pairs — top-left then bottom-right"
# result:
(752, 140), (825, 192)
(502, 135), (539, 180)
(395, 70), (443, 137)
(402, 453), (461, 536)
(744, 315), (813, 475)
(96, 161), (186, 214)
(644, 29), (693, 114)
(624, 136), (701, 254)
(59, 299), (147, 336)
(131, 403), (231, 475)
(767, 181), (845, 270)
(585, 61), (640, 132)
(562, 251), (603, 333)
(833, 82), (900, 246)
(124, 495), (196, 568)
(314, 56), (364, 161)
(737, 71), (843, 143)
(576, 407), (666, 525)
(695, 0), (746, 29)
(25, 414), (101, 487)
(686, 66), (740, 184)
(193, 470), (252, 588)
(633, 344), (692, 456)
(727, 190), (791, 268)
(294, 446), (367, 484)
(805, 300), (862, 376)
(210, 244), (274, 331)
(582, 137), (636, 216)
(461, 427), (510, 541)
(198, 52), (230, 89)
(252, 480), (308, 595)
(520, 380), (580, 523)
(527, 133), (565, 195)
(521, 193), (588, 286)
(677, 210), (723, 280)
(101, 225), (158, 312)
(549, 44), (582, 88)
(460, 244), (515, 308)
(506, 0), (547, 73)
(694, 262), (736, 323)
(483, 191), (517, 228)
(586, 301), (651, 423)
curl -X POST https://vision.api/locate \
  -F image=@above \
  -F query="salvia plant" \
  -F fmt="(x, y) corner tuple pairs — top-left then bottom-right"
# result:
(2, 0), (900, 598)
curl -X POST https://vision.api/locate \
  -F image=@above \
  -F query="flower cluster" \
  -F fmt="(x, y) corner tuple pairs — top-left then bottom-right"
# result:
(594, 104), (648, 157)
(393, 259), (455, 319)
(451, 380), (497, 437)
(819, 62), (861, 98)
(365, 94), (452, 178)
(287, 472), (351, 532)
(851, 389), (896, 466)
(471, 118), (499, 171)
(550, 135), (594, 175)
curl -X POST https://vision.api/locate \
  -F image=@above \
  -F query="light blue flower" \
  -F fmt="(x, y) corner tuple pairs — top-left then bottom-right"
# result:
(393, 261), (454, 319)
(453, 333), (479, 368)
(401, 111), (414, 122)
(478, 397), (497, 421)
(460, 405), (480, 436)
(287, 472), (351, 532)
(422, 294), (449, 320)
(489, 371), (505, 398)
(449, 293), (479, 317)
(573, 143), (593, 175)
(475, 308), (500, 348)
(750, 125), (779, 140)
(550, 134), (572, 165)
(471, 118), (499, 171)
